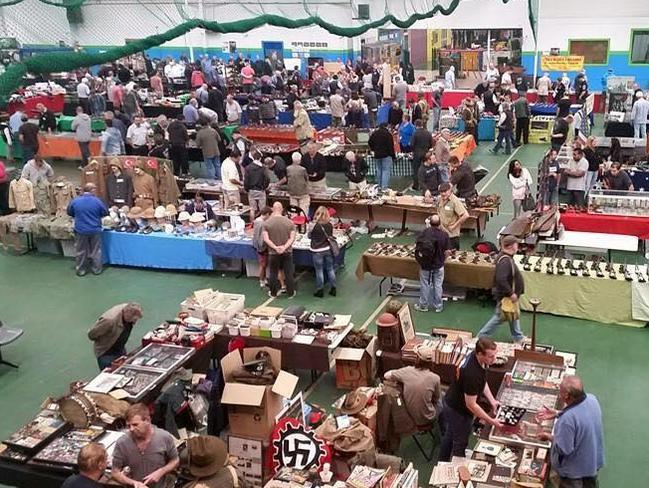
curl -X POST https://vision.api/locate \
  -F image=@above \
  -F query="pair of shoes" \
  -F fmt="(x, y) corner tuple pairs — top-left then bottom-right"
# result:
(314, 289), (324, 298)
(413, 303), (428, 312)
(76, 269), (87, 277)
(279, 287), (287, 295)
(513, 336), (530, 345)
(267, 290), (277, 298)
(329, 287), (337, 297)
(92, 269), (103, 276)
(434, 308), (443, 313)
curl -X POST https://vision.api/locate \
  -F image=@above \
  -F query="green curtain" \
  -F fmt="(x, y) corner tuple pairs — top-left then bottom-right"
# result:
(0, 2), (526, 104)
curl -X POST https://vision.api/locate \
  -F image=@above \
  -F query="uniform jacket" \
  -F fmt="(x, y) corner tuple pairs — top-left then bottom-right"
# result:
(33, 179), (52, 215)
(157, 162), (180, 205)
(87, 303), (132, 357)
(50, 177), (76, 217)
(106, 172), (134, 207)
(81, 160), (108, 202)
(132, 171), (158, 209)
(9, 178), (36, 212)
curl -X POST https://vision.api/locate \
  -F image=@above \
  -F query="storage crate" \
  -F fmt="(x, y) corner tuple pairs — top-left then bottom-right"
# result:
(205, 293), (245, 324)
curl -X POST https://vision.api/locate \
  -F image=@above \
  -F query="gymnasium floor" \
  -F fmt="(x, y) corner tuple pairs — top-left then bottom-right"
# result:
(1, 131), (647, 487)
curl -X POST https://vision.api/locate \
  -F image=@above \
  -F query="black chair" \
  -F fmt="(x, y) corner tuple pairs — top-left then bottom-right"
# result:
(0, 321), (24, 368)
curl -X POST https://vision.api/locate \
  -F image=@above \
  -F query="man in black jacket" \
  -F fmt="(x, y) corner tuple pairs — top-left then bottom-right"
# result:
(167, 118), (189, 176)
(477, 235), (527, 343)
(418, 151), (442, 197)
(244, 147), (270, 220)
(368, 123), (395, 189)
(344, 151), (368, 189)
(302, 142), (328, 192)
(205, 85), (225, 123)
(410, 119), (433, 191)
(37, 103), (57, 133)
(414, 215), (451, 312)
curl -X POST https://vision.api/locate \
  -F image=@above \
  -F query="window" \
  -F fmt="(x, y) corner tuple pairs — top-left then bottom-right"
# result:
(569, 39), (609, 65)
(630, 30), (649, 64)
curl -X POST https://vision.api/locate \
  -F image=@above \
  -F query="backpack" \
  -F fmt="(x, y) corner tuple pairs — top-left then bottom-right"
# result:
(415, 235), (438, 270)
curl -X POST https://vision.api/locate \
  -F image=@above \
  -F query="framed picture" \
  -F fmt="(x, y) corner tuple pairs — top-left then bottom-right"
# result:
(397, 303), (416, 343)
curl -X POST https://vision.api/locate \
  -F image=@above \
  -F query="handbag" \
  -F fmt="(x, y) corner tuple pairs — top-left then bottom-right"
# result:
(499, 256), (520, 321)
(319, 223), (340, 256)
(522, 184), (536, 211)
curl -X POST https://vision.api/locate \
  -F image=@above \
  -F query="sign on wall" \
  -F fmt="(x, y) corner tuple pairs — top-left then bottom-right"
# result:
(541, 55), (584, 72)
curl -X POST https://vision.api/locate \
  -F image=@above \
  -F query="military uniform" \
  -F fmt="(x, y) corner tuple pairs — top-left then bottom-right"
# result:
(132, 171), (158, 209)
(80, 160), (108, 202)
(157, 161), (180, 205)
(9, 178), (35, 212)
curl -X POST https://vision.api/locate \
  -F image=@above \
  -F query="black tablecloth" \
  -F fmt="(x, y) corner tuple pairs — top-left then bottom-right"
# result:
(604, 121), (634, 137)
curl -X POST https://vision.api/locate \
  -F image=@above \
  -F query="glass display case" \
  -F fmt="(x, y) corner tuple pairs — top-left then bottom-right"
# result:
(587, 189), (649, 217)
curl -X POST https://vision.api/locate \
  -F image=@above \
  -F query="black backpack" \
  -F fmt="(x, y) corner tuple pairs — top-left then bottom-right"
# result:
(415, 235), (438, 270)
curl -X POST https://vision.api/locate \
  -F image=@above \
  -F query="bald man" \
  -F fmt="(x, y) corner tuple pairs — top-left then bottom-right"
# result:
(536, 375), (604, 488)
(262, 202), (297, 297)
(67, 183), (109, 276)
(343, 151), (368, 190)
(414, 214), (451, 313)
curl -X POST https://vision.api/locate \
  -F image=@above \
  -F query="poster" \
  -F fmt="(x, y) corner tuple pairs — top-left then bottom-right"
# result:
(540, 55), (584, 72)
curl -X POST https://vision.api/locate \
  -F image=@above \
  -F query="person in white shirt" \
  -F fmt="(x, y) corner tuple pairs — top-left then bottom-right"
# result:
(329, 90), (345, 127)
(77, 79), (91, 114)
(125, 116), (150, 155)
(445, 66), (456, 89)
(225, 95), (242, 124)
(198, 106), (218, 124)
(537, 72), (552, 103)
(564, 146), (589, 207)
(220, 148), (243, 207)
(501, 69), (512, 88)
(507, 159), (533, 218)
(631, 91), (649, 140)
(484, 63), (499, 83)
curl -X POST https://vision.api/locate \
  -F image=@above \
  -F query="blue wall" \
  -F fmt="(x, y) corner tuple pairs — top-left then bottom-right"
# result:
(522, 53), (649, 91)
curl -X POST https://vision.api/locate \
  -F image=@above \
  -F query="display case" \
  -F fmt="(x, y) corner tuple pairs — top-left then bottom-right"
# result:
(587, 189), (649, 217)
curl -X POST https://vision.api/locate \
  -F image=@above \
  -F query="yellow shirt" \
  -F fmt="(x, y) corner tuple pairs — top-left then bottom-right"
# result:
(437, 193), (468, 238)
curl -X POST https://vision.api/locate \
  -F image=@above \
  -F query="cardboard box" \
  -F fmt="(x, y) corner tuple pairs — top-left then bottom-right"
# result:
(221, 347), (298, 440)
(334, 336), (378, 389)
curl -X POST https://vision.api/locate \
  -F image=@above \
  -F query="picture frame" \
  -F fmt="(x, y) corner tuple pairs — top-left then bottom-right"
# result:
(397, 303), (416, 344)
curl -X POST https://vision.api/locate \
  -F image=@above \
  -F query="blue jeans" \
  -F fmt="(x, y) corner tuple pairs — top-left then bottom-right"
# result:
(97, 350), (124, 371)
(545, 184), (559, 206)
(493, 129), (512, 154)
(634, 122), (647, 139)
(419, 267), (444, 311)
(204, 156), (221, 180)
(478, 302), (525, 341)
(313, 251), (336, 290)
(375, 156), (393, 189)
(585, 170), (598, 196)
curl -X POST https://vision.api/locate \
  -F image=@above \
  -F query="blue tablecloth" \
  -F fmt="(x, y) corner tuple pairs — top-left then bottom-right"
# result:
(530, 103), (582, 116)
(204, 238), (346, 267)
(628, 170), (649, 191)
(102, 231), (215, 270)
(454, 117), (497, 141)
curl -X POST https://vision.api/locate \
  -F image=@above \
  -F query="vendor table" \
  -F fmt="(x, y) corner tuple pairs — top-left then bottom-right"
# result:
(454, 116), (497, 141)
(7, 93), (66, 116)
(518, 262), (646, 327)
(538, 230), (639, 261)
(102, 230), (216, 270)
(276, 111), (369, 130)
(529, 103), (581, 116)
(141, 103), (183, 119)
(203, 237), (347, 268)
(604, 120), (634, 138)
(0, 459), (102, 488)
(212, 323), (354, 375)
(355, 251), (495, 291)
(559, 211), (649, 239)
(38, 133), (102, 160)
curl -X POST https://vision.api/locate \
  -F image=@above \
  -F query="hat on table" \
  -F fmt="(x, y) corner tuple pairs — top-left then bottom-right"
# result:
(178, 211), (191, 222)
(142, 207), (156, 220)
(165, 204), (178, 216)
(127, 206), (143, 219)
(187, 435), (228, 478)
(340, 388), (369, 415)
(154, 206), (166, 219)
(189, 212), (205, 223)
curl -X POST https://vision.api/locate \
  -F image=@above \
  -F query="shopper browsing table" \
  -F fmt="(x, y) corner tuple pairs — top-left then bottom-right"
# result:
(551, 114), (573, 151)
(418, 151), (442, 197)
(88, 302), (143, 370)
(437, 182), (469, 250)
(61, 443), (108, 488)
(565, 147), (589, 206)
(112, 403), (179, 488)
(368, 123), (395, 189)
(309, 206), (337, 297)
(384, 361), (442, 427)
(343, 151), (368, 190)
(603, 162), (633, 191)
(243, 147), (270, 221)
(414, 215), (451, 313)
(21, 156), (54, 184)
(287, 152), (310, 214)
(263, 202), (297, 298)
(410, 119), (433, 192)
(439, 337), (503, 461)
(449, 155), (477, 199)
(220, 148), (243, 207)
(67, 183), (108, 277)
(477, 235), (527, 343)
(302, 142), (328, 192)
(536, 376), (604, 488)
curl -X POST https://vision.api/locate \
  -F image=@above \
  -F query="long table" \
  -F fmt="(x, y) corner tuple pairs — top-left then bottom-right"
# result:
(38, 133), (102, 160)
(355, 251), (495, 291)
(538, 230), (639, 261)
(560, 211), (649, 239)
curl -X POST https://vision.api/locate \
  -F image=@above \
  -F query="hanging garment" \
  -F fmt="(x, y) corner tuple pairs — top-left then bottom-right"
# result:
(157, 161), (180, 205)
(8, 178), (35, 212)
(33, 179), (53, 215)
(80, 160), (108, 202)
(50, 177), (76, 217)
(132, 171), (158, 209)
(106, 172), (134, 207)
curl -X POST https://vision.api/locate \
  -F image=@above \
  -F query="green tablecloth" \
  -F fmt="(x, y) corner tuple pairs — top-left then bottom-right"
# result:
(57, 116), (106, 133)
(518, 265), (645, 327)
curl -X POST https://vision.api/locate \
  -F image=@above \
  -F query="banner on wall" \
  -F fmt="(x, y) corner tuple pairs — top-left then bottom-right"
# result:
(540, 55), (584, 72)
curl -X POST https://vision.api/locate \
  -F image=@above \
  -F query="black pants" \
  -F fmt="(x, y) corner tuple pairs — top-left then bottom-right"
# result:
(439, 402), (473, 461)
(75, 232), (102, 274)
(79, 98), (90, 114)
(0, 181), (9, 215)
(411, 155), (423, 190)
(557, 476), (599, 488)
(169, 145), (189, 176)
(268, 252), (295, 296)
(78, 141), (91, 165)
(516, 117), (529, 144)
(129, 144), (149, 156)
(466, 125), (478, 145)
(567, 190), (585, 206)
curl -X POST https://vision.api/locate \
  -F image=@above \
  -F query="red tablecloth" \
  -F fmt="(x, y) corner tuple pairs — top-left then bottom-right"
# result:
(7, 94), (65, 116)
(560, 212), (649, 239)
